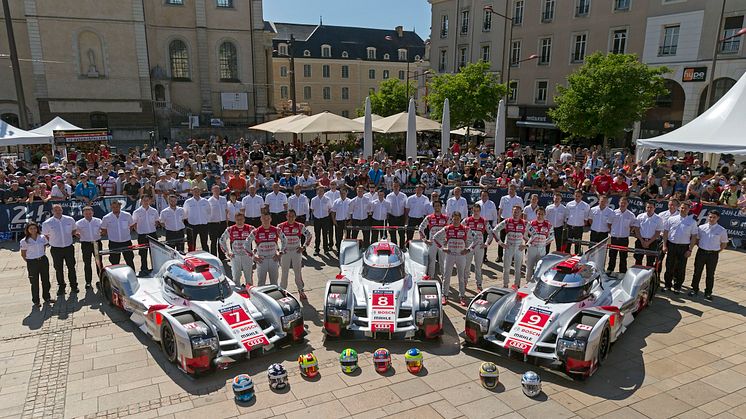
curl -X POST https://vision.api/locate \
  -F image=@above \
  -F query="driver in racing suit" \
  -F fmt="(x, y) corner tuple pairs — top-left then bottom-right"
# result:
(432, 211), (475, 307)
(488, 205), (527, 289)
(244, 213), (285, 286)
(525, 206), (554, 282)
(220, 212), (254, 286)
(462, 203), (488, 292)
(418, 200), (448, 282)
(278, 209), (313, 300)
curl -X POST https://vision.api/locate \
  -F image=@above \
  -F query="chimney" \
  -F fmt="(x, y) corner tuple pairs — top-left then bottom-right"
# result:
(395, 26), (404, 38)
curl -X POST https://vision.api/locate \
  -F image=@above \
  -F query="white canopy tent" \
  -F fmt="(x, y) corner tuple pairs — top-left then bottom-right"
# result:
(372, 111), (441, 134)
(451, 127), (486, 136)
(29, 116), (82, 137)
(0, 121), (53, 145)
(352, 114), (383, 123)
(249, 114), (308, 133)
(280, 111), (369, 134)
(636, 71), (746, 159)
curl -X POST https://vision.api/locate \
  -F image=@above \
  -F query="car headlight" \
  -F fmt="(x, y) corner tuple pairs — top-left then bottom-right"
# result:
(281, 311), (302, 330)
(327, 308), (350, 323)
(191, 336), (219, 351)
(557, 338), (586, 354)
(466, 311), (489, 332)
(415, 309), (439, 325)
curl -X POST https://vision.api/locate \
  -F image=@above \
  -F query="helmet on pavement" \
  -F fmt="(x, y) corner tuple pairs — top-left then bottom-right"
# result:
(267, 363), (288, 390)
(521, 371), (542, 398)
(231, 374), (255, 402)
(373, 348), (391, 373)
(340, 348), (358, 373)
(298, 352), (319, 378)
(404, 348), (423, 374)
(479, 362), (499, 389)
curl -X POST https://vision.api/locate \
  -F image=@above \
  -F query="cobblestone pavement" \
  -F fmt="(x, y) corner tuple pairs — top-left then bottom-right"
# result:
(1, 239), (746, 419)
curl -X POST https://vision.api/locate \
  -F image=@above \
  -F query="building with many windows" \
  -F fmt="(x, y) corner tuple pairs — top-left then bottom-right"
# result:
(268, 22), (427, 118)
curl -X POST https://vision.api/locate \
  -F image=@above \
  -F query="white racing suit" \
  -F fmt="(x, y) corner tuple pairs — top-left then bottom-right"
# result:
(278, 221), (313, 292)
(220, 223), (254, 286)
(462, 216), (488, 288)
(525, 220), (554, 282)
(244, 226), (285, 286)
(490, 218), (528, 288)
(432, 224), (475, 299)
(419, 213), (448, 281)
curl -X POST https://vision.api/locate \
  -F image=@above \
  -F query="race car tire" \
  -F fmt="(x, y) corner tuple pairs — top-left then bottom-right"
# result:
(101, 274), (116, 308)
(597, 325), (611, 366)
(160, 321), (178, 364)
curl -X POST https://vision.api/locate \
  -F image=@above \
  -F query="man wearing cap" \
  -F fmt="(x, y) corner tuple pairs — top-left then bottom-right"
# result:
(689, 210), (729, 300)
(50, 177), (72, 201)
(265, 182), (288, 225)
(97, 171), (117, 196)
(175, 173), (191, 198)
(133, 195), (160, 275)
(662, 202), (698, 294)
(241, 184), (264, 228)
(310, 186), (333, 254)
(42, 204), (79, 294)
(288, 184), (310, 224)
(75, 173), (98, 204)
(100, 200), (136, 271)
(160, 194), (186, 252)
(406, 184), (430, 242)
(183, 186), (210, 251)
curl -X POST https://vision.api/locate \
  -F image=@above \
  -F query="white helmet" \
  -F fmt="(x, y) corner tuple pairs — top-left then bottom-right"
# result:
(521, 371), (542, 398)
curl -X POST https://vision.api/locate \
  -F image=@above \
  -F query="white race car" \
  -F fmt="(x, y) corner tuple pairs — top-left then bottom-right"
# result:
(98, 239), (305, 376)
(463, 239), (656, 379)
(322, 239), (443, 339)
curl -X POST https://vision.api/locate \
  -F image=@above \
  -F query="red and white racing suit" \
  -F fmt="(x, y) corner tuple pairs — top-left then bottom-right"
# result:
(245, 226), (285, 286)
(278, 221), (313, 292)
(419, 213), (448, 281)
(220, 223), (254, 286)
(525, 219), (554, 282)
(462, 216), (488, 288)
(490, 218), (528, 287)
(433, 224), (475, 298)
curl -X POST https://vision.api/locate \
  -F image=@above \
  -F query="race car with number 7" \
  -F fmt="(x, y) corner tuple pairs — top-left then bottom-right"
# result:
(97, 238), (306, 376)
(463, 239), (656, 379)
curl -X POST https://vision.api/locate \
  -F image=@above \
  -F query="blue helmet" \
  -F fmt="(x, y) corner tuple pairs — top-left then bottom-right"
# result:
(232, 374), (255, 402)
(267, 363), (288, 390)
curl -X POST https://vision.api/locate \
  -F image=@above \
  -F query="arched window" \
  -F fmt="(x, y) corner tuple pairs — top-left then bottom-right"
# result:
(321, 44), (331, 57)
(341, 51), (349, 58)
(698, 77), (737, 114)
(169, 40), (190, 80)
(278, 43), (288, 56)
(383, 53), (390, 60)
(154, 84), (166, 101)
(90, 112), (108, 128)
(218, 41), (239, 81)
(303, 50), (311, 57)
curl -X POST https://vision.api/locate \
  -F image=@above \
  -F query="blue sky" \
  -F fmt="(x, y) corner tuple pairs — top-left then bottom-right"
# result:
(263, 0), (432, 39)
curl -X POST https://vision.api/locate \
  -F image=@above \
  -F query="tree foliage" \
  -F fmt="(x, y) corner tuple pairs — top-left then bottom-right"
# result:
(356, 78), (414, 117)
(548, 52), (670, 140)
(426, 61), (506, 129)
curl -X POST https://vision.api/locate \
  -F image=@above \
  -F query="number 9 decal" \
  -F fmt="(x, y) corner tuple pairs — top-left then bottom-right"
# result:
(527, 314), (542, 325)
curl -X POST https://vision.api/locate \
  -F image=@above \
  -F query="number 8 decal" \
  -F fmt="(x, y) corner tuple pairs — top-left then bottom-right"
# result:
(376, 296), (389, 306)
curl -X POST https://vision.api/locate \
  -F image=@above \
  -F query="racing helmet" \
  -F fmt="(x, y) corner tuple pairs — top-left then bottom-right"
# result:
(479, 362), (499, 389)
(232, 374), (255, 402)
(298, 352), (319, 378)
(339, 348), (358, 373)
(373, 348), (391, 373)
(521, 371), (542, 398)
(267, 363), (288, 390)
(404, 348), (423, 374)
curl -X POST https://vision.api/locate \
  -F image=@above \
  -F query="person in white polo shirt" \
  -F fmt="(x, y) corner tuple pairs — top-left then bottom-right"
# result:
(265, 183), (288, 225)
(405, 184), (430, 241)
(41, 204), (78, 295)
(607, 196), (636, 274)
(75, 206), (102, 289)
(310, 185), (332, 254)
(288, 184), (310, 224)
(476, 189), (498, 228)
(133, 195), (160, 275)
(689, 209), (729, 300)
(241, 184), (264, 227)
(446, 186), (468, 219)
(160, 194), (186, 252)
(20, 222), (53, 307)
(385, 181), (407, 247)
(589, 195), (614, 244)
(370, 189), (390, 243)
(349, 185), (373, 248)
(207, 185), (228, 259)
(634, 200), (663, 268)
(331, 187), (351, 250)
(545, 192), (568, 252)
(662, 201), (698, 294)
(183, 186), (210, 252)
(565, 189), (590, 255)
(101, 200), (136, 271)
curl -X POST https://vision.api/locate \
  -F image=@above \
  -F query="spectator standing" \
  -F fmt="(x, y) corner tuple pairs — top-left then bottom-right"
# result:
(689, 210), (729, 300)
(349, 185), (373, 248)
(20, 222), (53, 307)
(226, 191), (242, 226)
(405, 184), (430, 241)
(370, 190), (389, 243)
(523, 194), (540, 222)
(41, 204), (78, 295)
(446, 187), (468, 219)
(385, 181), (407, 247)
(74, 173), (98, 204)
(100, 200), (136, 271)
(75, 206), (102, 289)
(476, 190), (498, 228)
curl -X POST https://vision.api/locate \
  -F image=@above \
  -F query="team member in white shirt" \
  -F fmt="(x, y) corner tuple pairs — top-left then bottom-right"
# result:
(370, 190), (390, 243)
(545, 192), (568, 252)
(20, 222), (53, 306)
(589, 195), (614, 243)
(634, 201), (663, 267)
(42, 204), (79, 295)
(100, 200), (136, 271)
(160, 194), (186, 252)
(476, 190), (498, 228)
(265, 183), (288, 225)
(183, 186), (210, 252)
(658, 198), (680, 223)
(446, 187), (468, 219)
(523, 194), (540, 222)
(405, 184), (430, 241)
(226, 192), (243, 226)
(324, 182), (341, 204)
(133, 195), (160, 275)
(241, 185), (264, 227)
(310, 186), (333, 254)
(662, 202), (698, 293)
(331, 187), (352, 250)
(349, 185), (373, 248)
(565, 189), (590, 255)
(385, 181), (408, 247)
(497, 184), (524, 262)
(75, 206), (102, 289)
(288, 184), (310, 224)
(689, 209), (729, 300)
(607, 196), (636, 274)
(207, 185), (228, 259)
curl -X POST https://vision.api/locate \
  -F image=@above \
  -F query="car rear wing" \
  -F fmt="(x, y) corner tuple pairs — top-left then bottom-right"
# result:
(569, 237), (663, 271)
(93, 234), (190, 274)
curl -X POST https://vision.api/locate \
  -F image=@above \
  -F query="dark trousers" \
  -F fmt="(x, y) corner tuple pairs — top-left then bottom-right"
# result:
(664, 242), (689, 289)
(208, 221), (226, 259)
(589, 230), (609, 244)
(296, 215), (307, 224)
(548, 227), (566, 254)
(691, 249), (719, 295)
(27, 256), (51, 304)
(270, 212), (286, 226)
(351, 218), (370, 248)
(634, 238), (661, 267)
(50, 245), (77, 291)
(137, 232), (158, 271)
(371, 218), (386, 243)
(407, 217), (424, 241)
(109, 240), (136, 271)
(313, 216), (332, 251)
(334, 219), (348, 249)
(187, 223), (209, 252)
(80, 241), (102, 285)
(497, 229), (507, 260)
(388, 215), (406, 247)
(247, 217), (261, 228)
(607, 236), (630, 273)
(165, 229), (185, 252)
(567, 226), (584, 255)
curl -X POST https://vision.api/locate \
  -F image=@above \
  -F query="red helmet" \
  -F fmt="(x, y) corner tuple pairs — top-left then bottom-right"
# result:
(373, 348), (391, 373)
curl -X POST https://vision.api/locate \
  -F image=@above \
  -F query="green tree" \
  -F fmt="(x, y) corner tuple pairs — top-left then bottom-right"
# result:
(548, 52), (670, 142)
(426, 61), (506, 129)
(356, 78), (414, 117)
